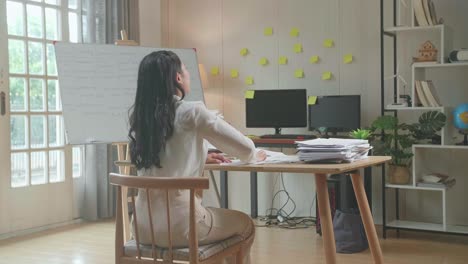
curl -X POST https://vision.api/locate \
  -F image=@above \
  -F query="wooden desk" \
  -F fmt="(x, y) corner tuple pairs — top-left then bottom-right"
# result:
(205, 156), (391, 264)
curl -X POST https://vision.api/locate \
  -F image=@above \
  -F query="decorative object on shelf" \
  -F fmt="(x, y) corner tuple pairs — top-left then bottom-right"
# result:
(417, 173), (456, 188)
(453, 103), (468, 145)
(413, 41), (438, 63)
(349, 129), (371, 140)
(449, 49), (468, 62)
(370, 111), (446, 184)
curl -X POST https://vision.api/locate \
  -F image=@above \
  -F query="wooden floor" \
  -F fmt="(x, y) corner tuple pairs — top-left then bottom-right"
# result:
(0, 220), (468, 264)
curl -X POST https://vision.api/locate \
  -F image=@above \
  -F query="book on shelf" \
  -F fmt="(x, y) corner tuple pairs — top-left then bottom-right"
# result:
(415, 80), (430, 107)
(421, 80), (441, 107)
(413, 0), (441, 26)
(417, 178), (456, 188)
(413, 0), (429, 26)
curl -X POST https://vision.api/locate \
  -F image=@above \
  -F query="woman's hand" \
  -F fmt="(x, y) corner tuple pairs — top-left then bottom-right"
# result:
(206, 153), (231, 164)
(256, 150), (267, 162)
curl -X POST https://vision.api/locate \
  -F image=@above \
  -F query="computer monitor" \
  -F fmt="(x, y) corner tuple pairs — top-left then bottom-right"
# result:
(308, 95), (361, 136)
(246, 89), (307, 134)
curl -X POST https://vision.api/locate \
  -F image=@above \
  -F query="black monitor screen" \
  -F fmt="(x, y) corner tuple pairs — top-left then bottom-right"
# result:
(246, 89), (307, 128)
(308, 95), (361, 132)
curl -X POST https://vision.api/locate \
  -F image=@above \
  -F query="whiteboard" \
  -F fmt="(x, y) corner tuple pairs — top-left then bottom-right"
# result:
(55, 43), (204, 144)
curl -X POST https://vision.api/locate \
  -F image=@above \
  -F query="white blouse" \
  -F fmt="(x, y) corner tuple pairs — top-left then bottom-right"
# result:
(135, 97), (258, 246)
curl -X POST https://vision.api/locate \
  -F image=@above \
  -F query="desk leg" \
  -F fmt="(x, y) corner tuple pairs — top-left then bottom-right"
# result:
(220, 170), (228, 209)
(250, 171), (258, 218)
(315, 173), (337, 264)
(350, 171), (384, 264)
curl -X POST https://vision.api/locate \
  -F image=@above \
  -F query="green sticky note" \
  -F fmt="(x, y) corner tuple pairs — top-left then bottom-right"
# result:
(259, 57), (269, 66)
(245, 76), (254, 85)
(210, 66), (219, 76)
(240, 48), (249, 56)
(309, 55), (319, 64)
(294, 43), (303, 53)
(290, 27), (299, 37)
(294, 69), (304, 78)
(308, 96), (317, 105)
(245, 90), (255, 99)
(343, 54), (353, 64)
(264, 27), (273, 36)
(323, 39), (334, 48)
(278, 56), (288, 65)
(230, 69), (239, 78)
(322, 71), (332, 80)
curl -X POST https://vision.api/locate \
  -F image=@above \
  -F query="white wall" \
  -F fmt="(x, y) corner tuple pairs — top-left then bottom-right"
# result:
(140, 0), (383, 221)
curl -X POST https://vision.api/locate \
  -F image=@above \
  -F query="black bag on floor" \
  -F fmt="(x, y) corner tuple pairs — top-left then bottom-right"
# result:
(333, 209), (368, 253)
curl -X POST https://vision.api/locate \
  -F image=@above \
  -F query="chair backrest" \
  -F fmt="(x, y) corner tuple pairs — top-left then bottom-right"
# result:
(109, 173), (210, 264)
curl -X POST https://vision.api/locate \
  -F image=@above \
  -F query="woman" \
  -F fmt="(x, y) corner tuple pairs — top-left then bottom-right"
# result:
(128, 50), (265, 263)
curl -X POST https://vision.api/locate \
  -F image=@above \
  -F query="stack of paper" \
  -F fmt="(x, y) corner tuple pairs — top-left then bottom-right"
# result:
(296, 138), (372, 163)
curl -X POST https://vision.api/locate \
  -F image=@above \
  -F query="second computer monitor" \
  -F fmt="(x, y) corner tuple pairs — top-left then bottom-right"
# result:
(246, 89), (307, 132)
(308, 95), (361, 134)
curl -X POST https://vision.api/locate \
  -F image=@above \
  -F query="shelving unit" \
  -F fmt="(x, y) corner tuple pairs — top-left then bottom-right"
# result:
(380, 0), (468, 237)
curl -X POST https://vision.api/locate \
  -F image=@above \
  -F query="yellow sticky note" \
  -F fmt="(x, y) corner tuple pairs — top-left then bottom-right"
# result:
(308, 96), (317, 105)
(294, 69), (304, 78)
(230, 69), (239, 78)
(323, 39), (334, 48)
(245, 76), (254, 85)
(309, 55), (319, 64)
(343, 54), (353, 64)
(240, 48), (249, 56)
(210, 66), (219, 76)
(264, 27), (273, 36)
(294, 43), (303, 53)
(259, 57), (269, 66)
(290, 27), (299, 37)
(322, 71), (332, 80)
(245, 90), (255, 99)
(278, 56), (288, 65)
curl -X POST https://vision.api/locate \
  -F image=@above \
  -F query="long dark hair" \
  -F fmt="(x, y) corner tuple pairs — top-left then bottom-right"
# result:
(128, 51), (185, 169)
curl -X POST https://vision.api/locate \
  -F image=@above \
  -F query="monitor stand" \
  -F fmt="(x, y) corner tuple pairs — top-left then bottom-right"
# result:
(274, 127), (282, 135)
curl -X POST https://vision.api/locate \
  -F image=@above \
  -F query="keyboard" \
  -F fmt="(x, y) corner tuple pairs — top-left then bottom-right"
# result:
(259, 134), (317, 140)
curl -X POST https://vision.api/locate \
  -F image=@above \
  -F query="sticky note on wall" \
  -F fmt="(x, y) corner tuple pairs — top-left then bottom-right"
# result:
(294, 43), (303, 53)
(259, 57), (269, 66)
(230, 69), (239, 78)
(308, 96), (317, 105)
(245, 76), (254, 85)
(323, 39), (334, 48)
(343, 54), (353, 64)
(210, 67), (219, 76)
(294, 69), (304, 78)
(322, 71), (332, 80)
(278, 56), (288, 65)
(245, 90), (255, 99)
(309, 55), (319, 64)
(290, 27), (299, 37)
(240, 48), (249, 56)
(264, 27), (273, 36)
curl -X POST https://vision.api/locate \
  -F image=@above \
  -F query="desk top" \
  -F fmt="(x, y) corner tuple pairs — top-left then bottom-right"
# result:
(116, 156), (391, 174)
(205, 156), (390, 174)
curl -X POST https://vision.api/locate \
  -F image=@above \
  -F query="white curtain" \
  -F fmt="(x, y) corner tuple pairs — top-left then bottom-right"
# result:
(75, 0), (140, 220)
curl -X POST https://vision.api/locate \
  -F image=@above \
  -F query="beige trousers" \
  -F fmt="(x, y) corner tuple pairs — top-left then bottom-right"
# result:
(198, 207), (255, 264)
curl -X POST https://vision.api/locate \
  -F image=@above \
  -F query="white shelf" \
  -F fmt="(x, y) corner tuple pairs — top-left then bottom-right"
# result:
(385, 106), (445, 111)
(413, 62), (468, 68)
(387, 220), (468, 234)
(384, 25), (443, 33)
(414, 144), (468, 150)
(386, 184), (445, 191)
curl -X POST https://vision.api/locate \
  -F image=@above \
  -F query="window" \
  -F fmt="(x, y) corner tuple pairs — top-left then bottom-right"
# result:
(6, 0), (90, 187)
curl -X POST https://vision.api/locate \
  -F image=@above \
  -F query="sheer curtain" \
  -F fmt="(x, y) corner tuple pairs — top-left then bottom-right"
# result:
(76, 0), (139, 221)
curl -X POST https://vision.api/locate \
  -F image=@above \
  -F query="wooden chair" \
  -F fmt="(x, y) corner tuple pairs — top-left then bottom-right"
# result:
(110, 173), (254, 264)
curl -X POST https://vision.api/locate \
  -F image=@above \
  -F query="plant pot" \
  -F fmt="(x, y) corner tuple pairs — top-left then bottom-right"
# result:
(388, 165), (411, 185)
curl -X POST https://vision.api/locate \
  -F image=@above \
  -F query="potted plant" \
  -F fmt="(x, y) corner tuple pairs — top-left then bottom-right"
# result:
(370, 111), (446, 184)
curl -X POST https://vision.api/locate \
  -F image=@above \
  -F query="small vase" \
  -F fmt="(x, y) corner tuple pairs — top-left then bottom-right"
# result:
(389, 165), (411, 184)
